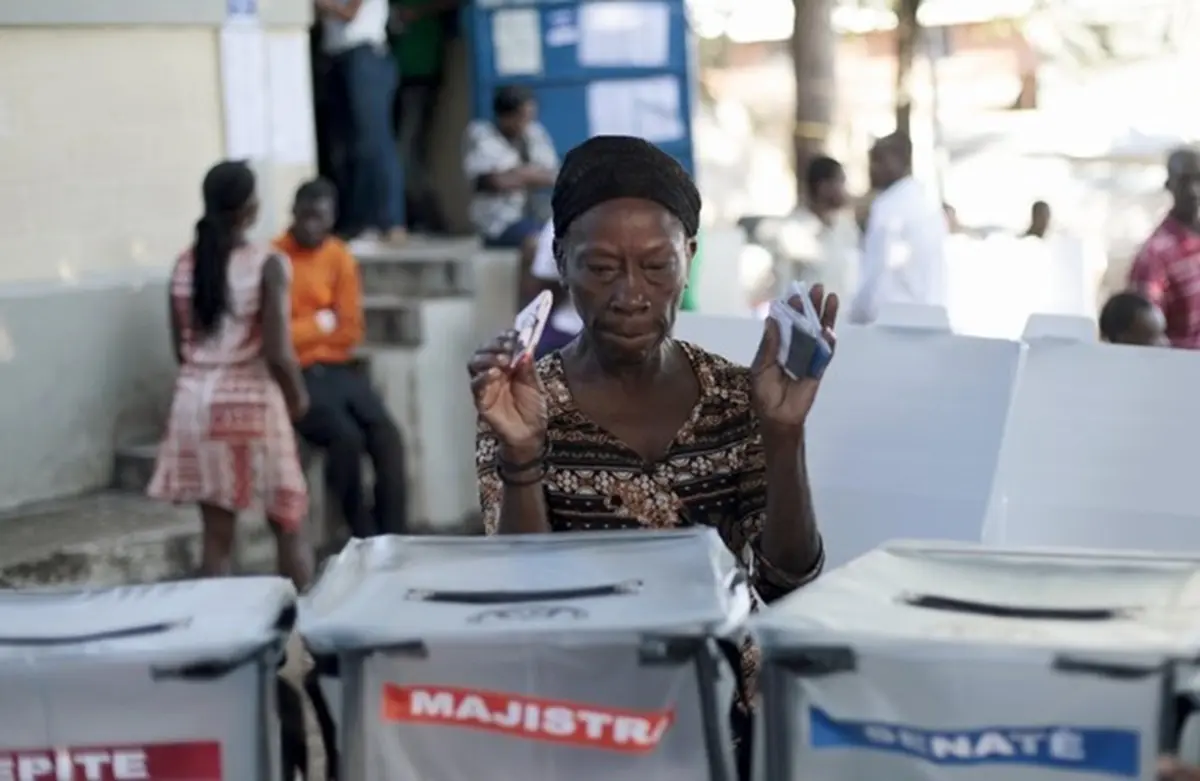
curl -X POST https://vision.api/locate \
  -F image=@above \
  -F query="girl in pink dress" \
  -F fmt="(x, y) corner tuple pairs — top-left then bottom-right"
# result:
(149, 161), (313, 589)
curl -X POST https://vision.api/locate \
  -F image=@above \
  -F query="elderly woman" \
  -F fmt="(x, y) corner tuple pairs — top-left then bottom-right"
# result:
(468, 135), (835, 778)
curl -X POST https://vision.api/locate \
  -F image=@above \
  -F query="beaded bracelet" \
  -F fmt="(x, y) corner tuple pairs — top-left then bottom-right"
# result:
(497, 462), (548, 487)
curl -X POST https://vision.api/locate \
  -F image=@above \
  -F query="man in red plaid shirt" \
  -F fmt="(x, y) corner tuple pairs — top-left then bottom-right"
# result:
(1129, 148), (1200, 348)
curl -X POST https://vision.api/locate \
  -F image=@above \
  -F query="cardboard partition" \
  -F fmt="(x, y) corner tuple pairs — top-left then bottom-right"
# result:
(673, 313), (1025, 568)
(985, 337), (1200, 551)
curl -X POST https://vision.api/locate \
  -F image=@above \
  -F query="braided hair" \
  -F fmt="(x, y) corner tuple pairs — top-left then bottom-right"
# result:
(550, 136), (701, 256)
(192, 161), (256, 336)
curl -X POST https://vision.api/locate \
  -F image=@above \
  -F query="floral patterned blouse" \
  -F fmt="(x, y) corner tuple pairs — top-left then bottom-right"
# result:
(475, 340), (825, 685)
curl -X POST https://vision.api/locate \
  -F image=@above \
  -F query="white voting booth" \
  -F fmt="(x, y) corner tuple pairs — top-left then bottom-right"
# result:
(673, 309), (1023, 568)
(984, 318), (1200, 551)
(944, 235), (1098, 340)
(0, 578), (296, 781)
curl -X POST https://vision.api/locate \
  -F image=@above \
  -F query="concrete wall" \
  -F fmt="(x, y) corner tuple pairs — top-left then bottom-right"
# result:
(0, 1), (315, 509)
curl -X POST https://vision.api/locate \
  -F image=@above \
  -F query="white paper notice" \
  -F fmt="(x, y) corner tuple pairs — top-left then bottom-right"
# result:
(227, 0), (257, 21)
(578, 1), (669, 68)
(586, 76), (684, 143)
(492, 8), (543, 76)
(544, 8), (580, 48)
(219, 22), (269, 159)
(266, 35), (317, 165)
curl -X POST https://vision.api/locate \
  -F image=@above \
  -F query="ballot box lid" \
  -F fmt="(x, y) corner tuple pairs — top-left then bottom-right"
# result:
(0, 576), (296, 669)
(298, 529), (750, 654)
(754, 540), (1200, 657)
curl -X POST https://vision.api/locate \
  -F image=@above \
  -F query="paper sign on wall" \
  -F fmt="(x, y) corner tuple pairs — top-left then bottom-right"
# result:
(227, 0), (257, 20)
(219, 23), (269, 159)
(545, 9), (580, 48)
(578, 1), (669, 68)
(586, 76), (684, 143)
(492, 8), (543, 76)
(266, 35), (317, 165)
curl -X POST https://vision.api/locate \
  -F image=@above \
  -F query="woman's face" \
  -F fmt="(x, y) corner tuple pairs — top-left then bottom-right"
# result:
(559, 198), (695, 365)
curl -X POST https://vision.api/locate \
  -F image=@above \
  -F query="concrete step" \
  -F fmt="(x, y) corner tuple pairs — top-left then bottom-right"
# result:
(356, 237), (477, 299)
(0, 491), (277, 588)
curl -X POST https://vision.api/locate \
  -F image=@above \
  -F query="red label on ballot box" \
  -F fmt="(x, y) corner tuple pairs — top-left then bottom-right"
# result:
(382, 684), (674, 753)
(0, 741), (221, 781)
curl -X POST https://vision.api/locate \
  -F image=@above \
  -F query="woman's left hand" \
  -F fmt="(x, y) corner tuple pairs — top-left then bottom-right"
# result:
(750, 284), (839, 435)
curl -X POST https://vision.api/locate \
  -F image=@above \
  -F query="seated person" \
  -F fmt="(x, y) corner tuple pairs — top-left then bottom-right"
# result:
(526, 220), (581, 357)
(1099, 291), (1167, 346)
(274, 178), (408, 537)
(467, 136), (830, 781)
(463, 85), (558, 295)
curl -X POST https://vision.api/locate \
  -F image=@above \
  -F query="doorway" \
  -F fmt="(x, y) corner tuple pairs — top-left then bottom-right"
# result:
(308, 13), (476, 237)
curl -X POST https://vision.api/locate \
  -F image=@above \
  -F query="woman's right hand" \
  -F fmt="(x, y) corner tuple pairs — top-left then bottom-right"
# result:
(468, 330), (548, 454)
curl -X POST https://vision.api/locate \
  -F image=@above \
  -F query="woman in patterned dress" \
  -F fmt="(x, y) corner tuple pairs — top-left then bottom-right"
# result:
(149, 161), (313, 590)
(468, 136), (836, 780)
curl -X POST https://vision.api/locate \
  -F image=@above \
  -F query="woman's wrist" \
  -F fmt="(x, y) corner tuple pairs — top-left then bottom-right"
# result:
(497, 437), (549, 487)
(761, 424), (804, 453)
(499, 437), (547, 466)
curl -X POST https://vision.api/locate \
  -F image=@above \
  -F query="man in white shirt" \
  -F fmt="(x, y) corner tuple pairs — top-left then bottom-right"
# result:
(317, 0), (407, 246)
(776, 155), (860, 301)
(463, 86), (558, 259)
(527, 220), (582, 357)
(850, 133), (948, 324)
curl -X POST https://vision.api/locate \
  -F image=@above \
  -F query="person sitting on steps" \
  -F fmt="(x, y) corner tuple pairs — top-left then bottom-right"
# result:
(463, 85), (559, 303)
(274, 178), (408, 538)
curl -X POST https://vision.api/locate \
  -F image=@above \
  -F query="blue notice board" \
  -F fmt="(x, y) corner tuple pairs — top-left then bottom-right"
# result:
(467, 0), (697, 175)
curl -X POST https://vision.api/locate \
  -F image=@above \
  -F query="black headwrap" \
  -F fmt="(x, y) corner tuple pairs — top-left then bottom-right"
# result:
(551, 135), (702, 241)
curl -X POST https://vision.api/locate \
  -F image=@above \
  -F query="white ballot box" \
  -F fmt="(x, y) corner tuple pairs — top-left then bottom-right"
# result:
(298, 530), (751, 781)
(754, 541), (1200, 781)
(0, 577), (296, 781)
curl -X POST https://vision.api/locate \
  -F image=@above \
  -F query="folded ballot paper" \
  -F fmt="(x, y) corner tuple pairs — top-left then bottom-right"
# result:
(770, 282), (833, 380)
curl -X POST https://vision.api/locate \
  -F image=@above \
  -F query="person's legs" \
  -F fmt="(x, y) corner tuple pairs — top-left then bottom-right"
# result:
(396, 80), (445, 232)
(269, 519), (313, 591)
(199, 503), (237, 577)
(305, 663), (340, 779)
(396, 84), (428, 195)
(295, 366), (376, 538)
(336, 365), (408, 535)
(343, 45), (406, 236)
(277, 676), (309, 781)
(326, 52), (362, 237)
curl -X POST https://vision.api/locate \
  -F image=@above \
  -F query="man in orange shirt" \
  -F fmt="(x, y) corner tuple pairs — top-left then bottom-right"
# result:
(275, 178), (407, 537)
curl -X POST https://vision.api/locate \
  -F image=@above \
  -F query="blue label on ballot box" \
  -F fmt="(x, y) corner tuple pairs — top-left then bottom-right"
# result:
(808, 707), (1141, 778)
